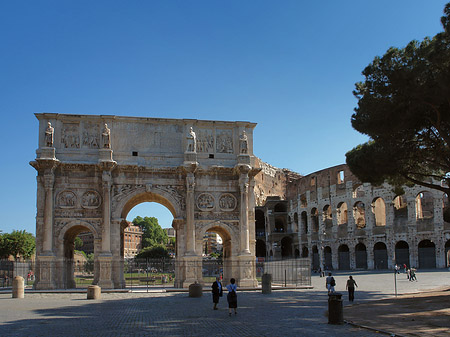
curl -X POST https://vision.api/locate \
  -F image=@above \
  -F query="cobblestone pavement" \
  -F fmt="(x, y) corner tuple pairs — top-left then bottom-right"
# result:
(0, 269), (448, 337)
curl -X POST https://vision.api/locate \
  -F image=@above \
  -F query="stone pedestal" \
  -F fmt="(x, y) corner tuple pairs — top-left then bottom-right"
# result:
(34, 254), (56, 290)
(238, 154), (251, 165)
(181, 255), (201, 287)
(87, 285), (101, 299)
(99, 148), (113, 162)
(38, 147), (56, 160)
(237, 255), (258, 287)
(98, 255), (113, 289)
(12, 276), (24, 298)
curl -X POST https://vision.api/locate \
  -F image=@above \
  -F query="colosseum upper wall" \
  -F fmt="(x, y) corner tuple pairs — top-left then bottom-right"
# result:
(254, 161), (450, 270)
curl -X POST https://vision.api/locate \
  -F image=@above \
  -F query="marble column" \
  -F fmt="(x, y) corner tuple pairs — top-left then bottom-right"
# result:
(239, 172), (251, 255)
(42, 173), (55, 254)
(101, 171), (112, 255)
(185, 172), (196, 255)
(99, 170), (113, 288)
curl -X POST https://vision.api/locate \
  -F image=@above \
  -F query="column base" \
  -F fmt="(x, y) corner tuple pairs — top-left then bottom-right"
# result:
(237, 255), (258, 287)
(97, 255), (113, 289)
(34, 254), (57, 290)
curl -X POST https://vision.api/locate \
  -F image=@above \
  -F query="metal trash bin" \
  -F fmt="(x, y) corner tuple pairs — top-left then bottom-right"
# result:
(262, 273), (272, 294)
(328, 292), (343, 324)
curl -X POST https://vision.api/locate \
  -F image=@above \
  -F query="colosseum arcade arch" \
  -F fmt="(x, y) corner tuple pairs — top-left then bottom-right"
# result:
(31, 113), (259, 289)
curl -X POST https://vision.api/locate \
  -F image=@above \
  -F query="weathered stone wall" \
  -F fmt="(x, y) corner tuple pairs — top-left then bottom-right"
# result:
(256, 163), (450, 270)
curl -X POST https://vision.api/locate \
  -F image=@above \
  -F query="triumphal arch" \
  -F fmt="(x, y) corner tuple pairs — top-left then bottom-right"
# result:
(30, 113), (259, 289)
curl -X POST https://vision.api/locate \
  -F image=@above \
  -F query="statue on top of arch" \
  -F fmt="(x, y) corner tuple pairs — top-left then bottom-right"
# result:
(239, 130), (248, 154)
(102, 123), (111, 149)
(45, 122), (54, 147)
(186, 127), (197, 153)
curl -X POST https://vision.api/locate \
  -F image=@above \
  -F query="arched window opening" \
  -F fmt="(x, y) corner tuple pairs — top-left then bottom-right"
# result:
(353, 201), (366, 229)
(300, 194), (307, 208)
(418, 239), (436, 269)
(324, 246), (332, 270)
(274, 216), (286, 233)
(372, 197), (386, 227)
(255, 209), (266, 237)
(395, 241), (410, 268)
(256, 239), (266, 258)
(301, 246), (309, 258)
(311, 208), (319, 232)
(416, 191), (434, 220)
(281, 237), (293, 259)
(312, 245), (319, 270)
(323, 205), (332, 228)
(355, 243), (367, 269)
(293, 213), (299, 233)
(337, 202), (348, 225)
(337, 170), (345, 184)
(301, 211), (308, 234)
(373, 242), (388, 269)
(338, 244), (350, 270)
(445, 240), (450, 268)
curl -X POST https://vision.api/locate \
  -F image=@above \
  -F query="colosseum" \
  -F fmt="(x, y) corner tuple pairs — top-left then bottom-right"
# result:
(254, 159), (450, 271)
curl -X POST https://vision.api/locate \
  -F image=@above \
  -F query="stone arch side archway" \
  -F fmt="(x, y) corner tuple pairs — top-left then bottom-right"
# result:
(55, 220), (101, 289)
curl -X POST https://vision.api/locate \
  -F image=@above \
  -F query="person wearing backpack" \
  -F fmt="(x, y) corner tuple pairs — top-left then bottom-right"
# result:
(226, 278), (238, 316)
(326, 272), (335, 294)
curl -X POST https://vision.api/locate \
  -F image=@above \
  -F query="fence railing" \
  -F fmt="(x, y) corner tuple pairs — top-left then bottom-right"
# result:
(0, 260), (35, 288)
(1, 257), (311, 289)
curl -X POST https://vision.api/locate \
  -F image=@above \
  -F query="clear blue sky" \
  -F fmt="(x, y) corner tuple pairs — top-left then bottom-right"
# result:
(0, 1), (447, 234)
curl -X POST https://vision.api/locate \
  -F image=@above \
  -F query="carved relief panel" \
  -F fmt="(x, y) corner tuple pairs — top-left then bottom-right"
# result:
(196, 193), (215, 211)
(196, 129), (214, 153)
(219, 193), (237, 211)
(61, 123), (80, 148)
(82, 122), (100, 149)
(216, 129), (233, 153)
(81, 190), (102, 208)
(57, 190), (77, 208)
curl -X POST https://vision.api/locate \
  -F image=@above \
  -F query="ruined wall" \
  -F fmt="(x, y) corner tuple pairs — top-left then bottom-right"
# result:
(253, 158), (289, 206)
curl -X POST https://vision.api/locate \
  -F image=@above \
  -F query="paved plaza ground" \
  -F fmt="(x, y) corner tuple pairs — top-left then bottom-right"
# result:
(0, 269), (449, 336)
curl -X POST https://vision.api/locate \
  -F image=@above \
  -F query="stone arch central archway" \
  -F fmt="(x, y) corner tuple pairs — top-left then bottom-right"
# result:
(31, 113), (259, 289)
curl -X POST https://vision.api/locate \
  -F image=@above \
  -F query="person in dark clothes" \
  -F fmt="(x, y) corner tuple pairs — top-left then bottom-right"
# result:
(211, 277), (223, 310)
(346, 275), (358, 302)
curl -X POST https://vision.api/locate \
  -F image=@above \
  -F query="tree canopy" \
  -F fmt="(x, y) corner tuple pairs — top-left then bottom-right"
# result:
(132, 216), (168, 249)
(135, 244), (170, 259)
(346, 3), (450, 203)
(0, 230), (36, 260)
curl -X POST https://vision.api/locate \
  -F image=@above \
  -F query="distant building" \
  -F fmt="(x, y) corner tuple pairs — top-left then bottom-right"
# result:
(164, 227), (175, 238)
(203, 232), (220, 255)
(78, 232), (94, 255)
(124, 222), (143, 259)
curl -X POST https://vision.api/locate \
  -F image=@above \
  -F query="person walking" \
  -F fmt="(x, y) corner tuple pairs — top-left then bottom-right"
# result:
(325, 272), (335, 294)
(226, 278), (238, 316)
(346, 275), (358, 302)
(211, 277), (223, 310)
